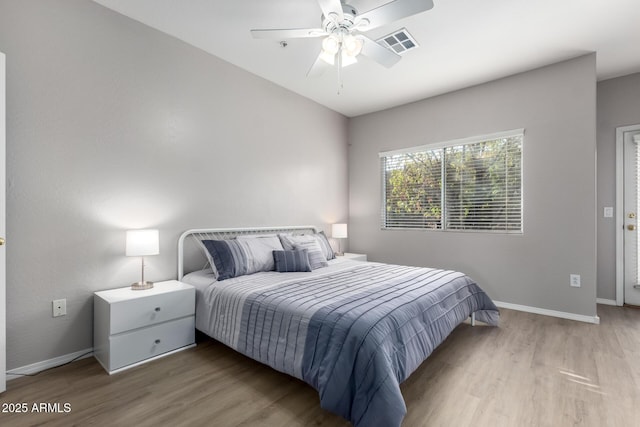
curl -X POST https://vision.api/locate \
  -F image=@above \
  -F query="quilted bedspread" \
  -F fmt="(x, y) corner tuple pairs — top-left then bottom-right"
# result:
(197, 261), (499, 426)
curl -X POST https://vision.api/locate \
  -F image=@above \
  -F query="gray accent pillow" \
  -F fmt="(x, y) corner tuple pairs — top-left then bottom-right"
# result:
(273, 249), (312, 273)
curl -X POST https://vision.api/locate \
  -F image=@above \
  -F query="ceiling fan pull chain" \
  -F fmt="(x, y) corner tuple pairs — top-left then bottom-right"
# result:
(337, 49), (343, 95)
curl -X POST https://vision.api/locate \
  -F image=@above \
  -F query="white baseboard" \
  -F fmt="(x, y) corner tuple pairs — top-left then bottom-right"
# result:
(596, 298), (618, 306)
(6, 348), (94, 381)
(493, 301), (600, 324)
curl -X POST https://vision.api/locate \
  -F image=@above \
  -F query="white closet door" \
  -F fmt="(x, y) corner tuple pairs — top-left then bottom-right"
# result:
(0, 51), (6, 394)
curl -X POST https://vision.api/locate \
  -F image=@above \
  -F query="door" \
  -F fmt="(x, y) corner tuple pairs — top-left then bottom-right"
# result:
(622, 127), (640, 306)
(0, 51), (6, 393)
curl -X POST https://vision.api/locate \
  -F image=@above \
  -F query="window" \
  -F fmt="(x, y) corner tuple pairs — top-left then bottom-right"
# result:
(380, 130), (523, 233)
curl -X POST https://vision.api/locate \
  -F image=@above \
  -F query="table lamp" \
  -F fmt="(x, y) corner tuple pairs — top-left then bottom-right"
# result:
(332, 223), (348, 256)
(126, 229), (159, 290)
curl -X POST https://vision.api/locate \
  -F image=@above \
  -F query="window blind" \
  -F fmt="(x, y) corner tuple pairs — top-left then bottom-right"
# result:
(380, 130), (523, 233)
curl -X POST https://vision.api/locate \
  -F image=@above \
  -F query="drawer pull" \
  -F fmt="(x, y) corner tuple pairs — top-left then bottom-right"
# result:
(154, 339), (161, 345)
(154, 307), (161, 312)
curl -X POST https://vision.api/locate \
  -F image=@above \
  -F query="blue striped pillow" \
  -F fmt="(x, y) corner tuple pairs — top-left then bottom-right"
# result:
(202, 236), (284, 280)
(273, 249), (312, 272)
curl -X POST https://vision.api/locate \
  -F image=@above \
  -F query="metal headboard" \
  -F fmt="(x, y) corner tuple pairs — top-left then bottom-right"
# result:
(177, 225), (318, 280)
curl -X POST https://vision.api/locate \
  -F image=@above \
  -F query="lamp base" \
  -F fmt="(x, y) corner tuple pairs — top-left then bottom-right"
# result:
(131, 281), (154, 290)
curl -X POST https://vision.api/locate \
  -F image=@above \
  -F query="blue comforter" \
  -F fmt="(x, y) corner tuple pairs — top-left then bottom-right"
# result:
(204, 262), (499, 426)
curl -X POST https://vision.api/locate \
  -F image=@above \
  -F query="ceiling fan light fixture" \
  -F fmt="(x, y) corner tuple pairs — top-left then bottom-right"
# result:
(251, 0), (436, 77)
(342, 34), (363, 57)
(321, 34), (341, 55)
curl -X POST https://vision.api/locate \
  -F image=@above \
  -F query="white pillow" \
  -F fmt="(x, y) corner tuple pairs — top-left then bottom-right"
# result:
(313, 231), (336, 260)
(237, 235), (284, 272)
(280, 234), (328, 269)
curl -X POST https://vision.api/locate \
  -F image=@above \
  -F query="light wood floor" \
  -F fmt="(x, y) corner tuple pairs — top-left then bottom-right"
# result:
(1, 306), (639, 427)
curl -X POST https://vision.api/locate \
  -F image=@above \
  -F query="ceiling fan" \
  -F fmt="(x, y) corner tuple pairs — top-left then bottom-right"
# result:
(250, 0), (435, 77)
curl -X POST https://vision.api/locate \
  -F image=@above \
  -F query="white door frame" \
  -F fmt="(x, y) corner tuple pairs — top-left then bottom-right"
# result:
(0, 51), (6, 393)
(616, 124), (640, 306)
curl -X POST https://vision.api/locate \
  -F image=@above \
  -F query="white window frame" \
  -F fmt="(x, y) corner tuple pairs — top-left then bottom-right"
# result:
(380, 129), (524, 233)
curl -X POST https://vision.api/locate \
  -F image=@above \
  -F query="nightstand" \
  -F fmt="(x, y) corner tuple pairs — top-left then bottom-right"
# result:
(339, 252), (367, 262)
(94, 280), (195, 374)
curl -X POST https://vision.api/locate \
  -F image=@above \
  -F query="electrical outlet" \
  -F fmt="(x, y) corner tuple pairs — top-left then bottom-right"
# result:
(570, 274), (581, 288)
(52, 299), (66, 317)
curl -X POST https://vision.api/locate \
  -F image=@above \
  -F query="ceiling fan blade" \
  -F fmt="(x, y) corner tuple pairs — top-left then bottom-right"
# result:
(307, 52), (331, 77)
(356, 0), (434, 31)
(317, 0), (344, 22)
(359, 35), (401, 68)
(251, 28), (326, 39)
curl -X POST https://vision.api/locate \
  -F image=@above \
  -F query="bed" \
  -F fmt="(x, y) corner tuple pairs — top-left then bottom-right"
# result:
(178, 226), (499, 427)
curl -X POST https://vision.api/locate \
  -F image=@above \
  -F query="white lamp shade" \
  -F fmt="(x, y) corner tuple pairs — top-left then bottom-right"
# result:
(126, 229), (159, 256)
(332, 223), (348, 239)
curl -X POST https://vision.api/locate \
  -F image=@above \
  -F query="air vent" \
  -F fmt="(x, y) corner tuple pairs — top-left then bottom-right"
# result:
(377, 28), (419, 55)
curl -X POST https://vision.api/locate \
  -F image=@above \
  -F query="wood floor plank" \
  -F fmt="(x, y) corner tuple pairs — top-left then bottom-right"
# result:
(1, 306), (639, 426)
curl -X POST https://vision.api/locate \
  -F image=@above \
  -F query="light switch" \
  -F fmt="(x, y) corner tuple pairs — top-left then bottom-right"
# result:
(604, 207), (614, 218)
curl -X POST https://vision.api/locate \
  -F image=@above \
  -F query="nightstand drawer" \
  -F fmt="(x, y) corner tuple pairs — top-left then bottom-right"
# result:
(110, 287), (194, 334)
(109, 316), (195, 371)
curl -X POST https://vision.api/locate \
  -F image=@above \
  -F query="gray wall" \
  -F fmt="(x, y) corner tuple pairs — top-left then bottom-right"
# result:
(349, 55), (598, 318)
(0, 0), (348, 369)
(596, 72), (640, 301)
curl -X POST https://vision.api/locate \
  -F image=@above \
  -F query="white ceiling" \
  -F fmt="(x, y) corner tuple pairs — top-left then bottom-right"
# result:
(93, 0), (640, 117)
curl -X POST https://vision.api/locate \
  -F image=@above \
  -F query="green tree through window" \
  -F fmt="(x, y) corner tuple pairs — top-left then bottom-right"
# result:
(381, 132), (523, 232)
